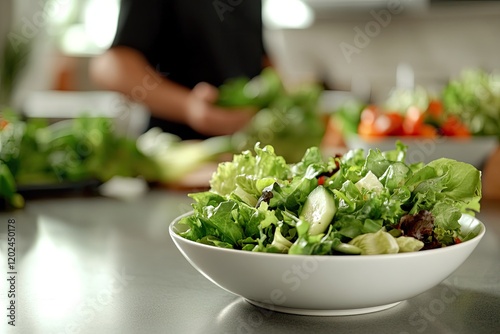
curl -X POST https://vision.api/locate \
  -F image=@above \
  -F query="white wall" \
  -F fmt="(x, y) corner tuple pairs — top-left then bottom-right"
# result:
(265, 2), (500, 104)
(4, 0), (61, 107)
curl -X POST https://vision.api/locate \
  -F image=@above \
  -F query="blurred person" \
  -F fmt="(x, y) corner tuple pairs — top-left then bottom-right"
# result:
(90, 0), (268, 140)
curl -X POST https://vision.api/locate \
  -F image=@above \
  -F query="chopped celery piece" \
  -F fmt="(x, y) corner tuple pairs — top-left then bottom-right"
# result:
(396, 236), (424, 253)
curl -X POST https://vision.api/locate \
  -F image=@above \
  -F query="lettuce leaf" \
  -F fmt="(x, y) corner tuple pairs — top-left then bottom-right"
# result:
(210, 143), (290, 196)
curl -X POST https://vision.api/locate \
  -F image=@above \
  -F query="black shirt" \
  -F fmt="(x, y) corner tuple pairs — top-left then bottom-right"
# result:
(112, 0), (265, 139)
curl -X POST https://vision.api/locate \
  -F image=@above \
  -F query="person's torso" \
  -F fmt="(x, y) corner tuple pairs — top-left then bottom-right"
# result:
(154, 0), (264, 88)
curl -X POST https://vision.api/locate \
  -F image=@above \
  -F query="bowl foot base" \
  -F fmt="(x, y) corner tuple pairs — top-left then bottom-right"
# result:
(245, 299), (402, 316)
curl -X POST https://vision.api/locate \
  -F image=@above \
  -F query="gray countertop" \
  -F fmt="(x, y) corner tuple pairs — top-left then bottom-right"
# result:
(1, 190), (499, 334)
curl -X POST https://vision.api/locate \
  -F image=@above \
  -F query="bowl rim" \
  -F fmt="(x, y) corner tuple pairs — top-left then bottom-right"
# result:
(345, 133), (499, 144)
(169, 211), (486, 261)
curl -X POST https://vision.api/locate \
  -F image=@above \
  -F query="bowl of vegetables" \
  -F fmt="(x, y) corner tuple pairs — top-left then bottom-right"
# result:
(342, 101), (498, 167)
(169, 143), (485, 316)
(335, 77), (499, 168)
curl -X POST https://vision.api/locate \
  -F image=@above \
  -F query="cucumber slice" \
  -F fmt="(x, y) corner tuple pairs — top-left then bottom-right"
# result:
(300, 186), (336, 235)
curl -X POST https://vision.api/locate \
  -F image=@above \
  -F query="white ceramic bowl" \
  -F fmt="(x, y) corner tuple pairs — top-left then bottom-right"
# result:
(345, 135), (497, 168)
(169, 213), (485, 316)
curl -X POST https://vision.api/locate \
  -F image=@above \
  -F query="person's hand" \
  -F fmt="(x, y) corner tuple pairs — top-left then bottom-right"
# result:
(185, 82), (257, 136)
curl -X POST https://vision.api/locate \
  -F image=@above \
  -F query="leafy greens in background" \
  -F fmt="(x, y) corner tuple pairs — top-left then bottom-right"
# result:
(216, 67), (326, 163)
(0, 110), (232, 210)
(178, 142), (482, 255)
(442, 68), (500, 136)
(1, 111), (159, 185)
(217, 67), (284, 110)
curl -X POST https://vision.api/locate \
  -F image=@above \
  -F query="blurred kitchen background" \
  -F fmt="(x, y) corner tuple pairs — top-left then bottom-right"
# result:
(0, 0), (499, 111)
(1, 0), (499, 107)
(2, 0), (500, 203)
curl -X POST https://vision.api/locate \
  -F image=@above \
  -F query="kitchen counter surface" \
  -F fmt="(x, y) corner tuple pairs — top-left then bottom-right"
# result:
(1, 190), (499, 334)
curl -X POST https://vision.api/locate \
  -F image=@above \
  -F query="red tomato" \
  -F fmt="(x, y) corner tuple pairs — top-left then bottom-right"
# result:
(418, 124), (438, 138)
(403, 106), (425, 135)
(358, 105), (382, 137)
(0, 119), (8, 130)
(360, 105), (379, 125)
(371, 113), (404, 136)
(441, 116), (470, 137)
(426, 100), (443, 119)
(358, 106), (405, 137)
(358, 122), (380, 137)
(385, 112), (404, 135)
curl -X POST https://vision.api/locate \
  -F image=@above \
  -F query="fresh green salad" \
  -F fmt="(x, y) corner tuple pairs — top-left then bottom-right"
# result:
(177, 142), (482, 255)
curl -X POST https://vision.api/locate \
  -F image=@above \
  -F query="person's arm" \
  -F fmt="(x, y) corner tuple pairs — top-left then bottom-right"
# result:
(89, 46), (255, 136)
